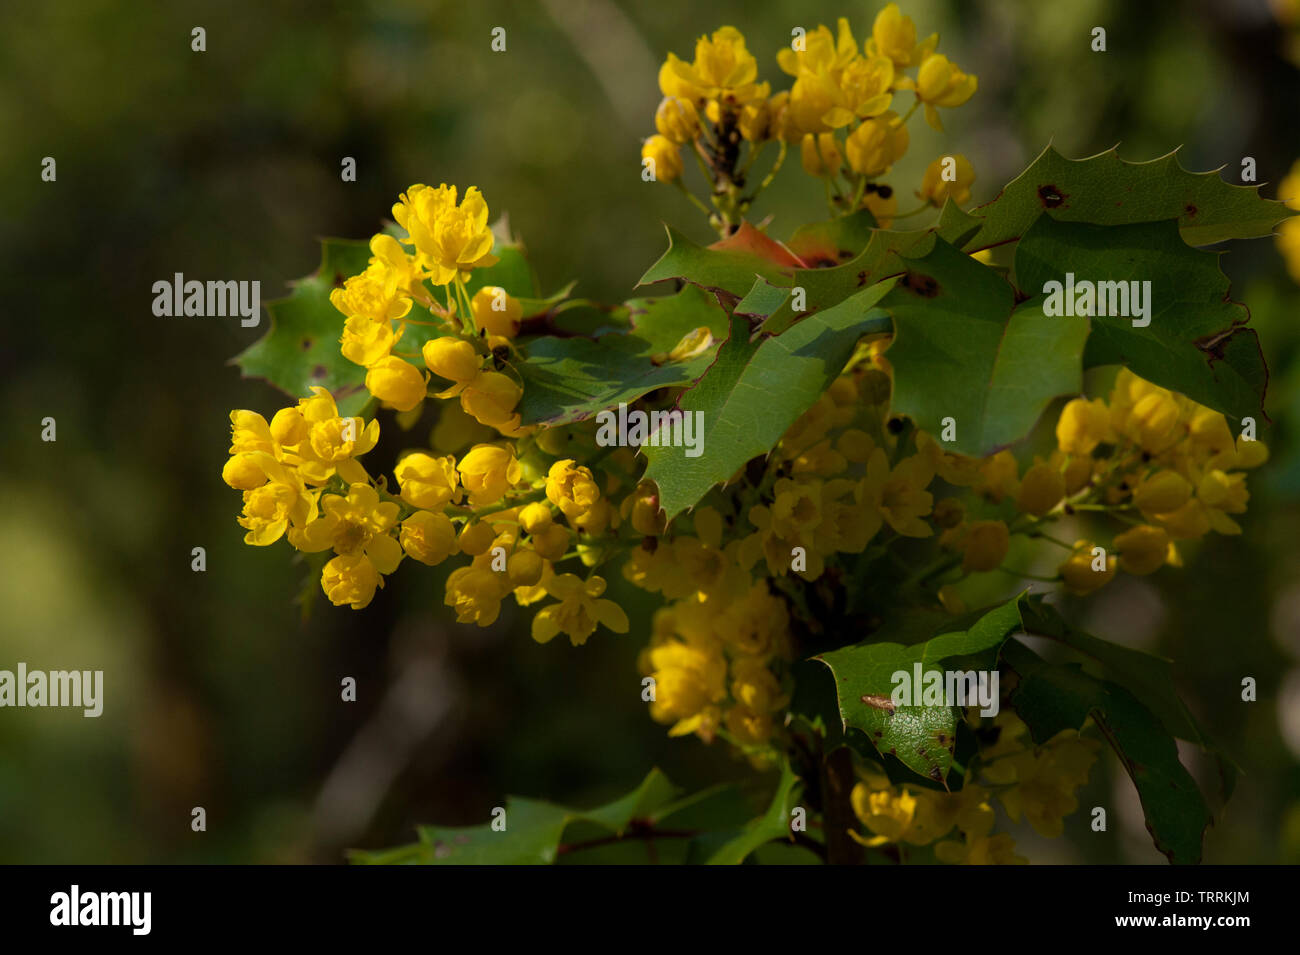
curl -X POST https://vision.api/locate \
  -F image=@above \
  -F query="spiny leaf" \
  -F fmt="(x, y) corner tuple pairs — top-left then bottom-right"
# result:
(938, 145), (1292, 249)
(1013, 215), (1266, 424)
(514, 284), (728, 426)
(816, 597), (1026, 782)
(1002, 639), (1211, 865)
(884, 235), (1091, 456)
(642, 278), (897, 520)
(234, 238), (371, 416)
(348, 768), (679, 865)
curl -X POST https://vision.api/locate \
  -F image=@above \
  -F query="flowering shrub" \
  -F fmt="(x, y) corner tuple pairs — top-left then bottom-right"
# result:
(226, 5), (1291, 864)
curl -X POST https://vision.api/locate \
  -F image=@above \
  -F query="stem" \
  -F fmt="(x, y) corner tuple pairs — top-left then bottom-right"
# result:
(821, 746), (865, 865)
(673, 178), (714, 220)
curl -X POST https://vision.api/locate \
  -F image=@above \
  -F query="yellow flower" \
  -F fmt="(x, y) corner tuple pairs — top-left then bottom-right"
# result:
(1114, 524), (1170, 575)
(828, 56), (895, 127)
(1016, 462), (1065, 516)
(1058, 539), (1115, 595)
(546, 459), (601, 521)
(776, 19), (858, 79)
(289, 483), (403, 574)
(1132, 470), (1192, 515)
(222, 452), (267, 490)
(641, 134), (683, 183)
(422, 337), (481, 396)
(444, 565), (510, 627)
(962, 519), (1010, 573)
(399, 510), (458, 566)
(469, 286), (523, 338)
(321, 552), (383, 610)
(1197, 468), (1249, 534)
(985, 732), (1099, 838)
(392, 183), (459, 268)
(738, 99), (770, 141)
(867, 3), (938, 68)
(531, 573), (630, 646)
(858, 448), (933, 538)
(507, 548), (545, 588)
(643, 636), (728, 735)
(844, 112), (909, 177)
(229, 409), (275, 455)
(425, 187), (499, 287)
(800, 132), (843, 178)
(459, 370), (523, 433)
(292, 387), (380, 485)
(909, 53), (977, 130)
(456, 443), (522, 507)
(457, 519), (498, 557)
(654, 96), (701, 143)
(236, 453), (315, 546)
(395, 452), (460, 509)
(340, 314), (398, 368)
(661, 26), (765, 108)
(365, 355), (427, 413)
(1123, 390), (1182, 453)
(1056, 397), (1111, 456)
(328, 262), (412, 324)
(919, 154), (975, 206)
(1151, 498), (1211, 540)
(730, 657), (783, 712)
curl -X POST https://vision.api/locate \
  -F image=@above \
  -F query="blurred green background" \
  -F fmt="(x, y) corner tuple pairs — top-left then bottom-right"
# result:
(3, 0), (1299, 863)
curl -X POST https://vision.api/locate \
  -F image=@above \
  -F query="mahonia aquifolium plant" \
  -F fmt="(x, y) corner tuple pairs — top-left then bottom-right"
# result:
(227, 4), (1292, 864)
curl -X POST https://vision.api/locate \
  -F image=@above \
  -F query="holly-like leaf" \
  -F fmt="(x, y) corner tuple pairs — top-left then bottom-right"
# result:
(348, 768), (680, 865)
(642, 279), (896, 520)
(938, 145), (1292, 250)
(1019, 596), (1237, 802)
(1013, 215), (1266, 424)
(702, 760), (802, 865)
(234, 238), (372, 416)
(514, 284), (729, 426)
(785, 208), (879, 267)
(1001, 639), (1211, 865)
(755, 147), (1292, 335)
(816, 597), (1026, 783)
(638, 224), (796, 299)
(884, 235), (1091, 456)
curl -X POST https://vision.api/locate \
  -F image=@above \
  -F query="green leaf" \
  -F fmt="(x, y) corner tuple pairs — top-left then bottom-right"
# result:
(785, 208), (878, 267)
(1001, 639), (1211, 865)
(234, 238), (371, 416)
(938, 146), (1292, 249)
(1013, 215), (1266, 424)
(642, 279), (897, 520)
(638, 224), (794, 299)
(884, 235), (1091, 456)
(703, 760), (803, 865)
(816, 597), (1026, 783)
(753, 147), (1292, 336)
(514, 284), (728, 426)
(348, 768), (679, 865)
(1018, 595), (1238, 801)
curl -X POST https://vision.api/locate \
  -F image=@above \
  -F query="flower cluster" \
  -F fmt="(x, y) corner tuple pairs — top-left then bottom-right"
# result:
(330, 184), (527, 435)
(642, 5), (978, 233)
(849, 712), (1099, 863)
